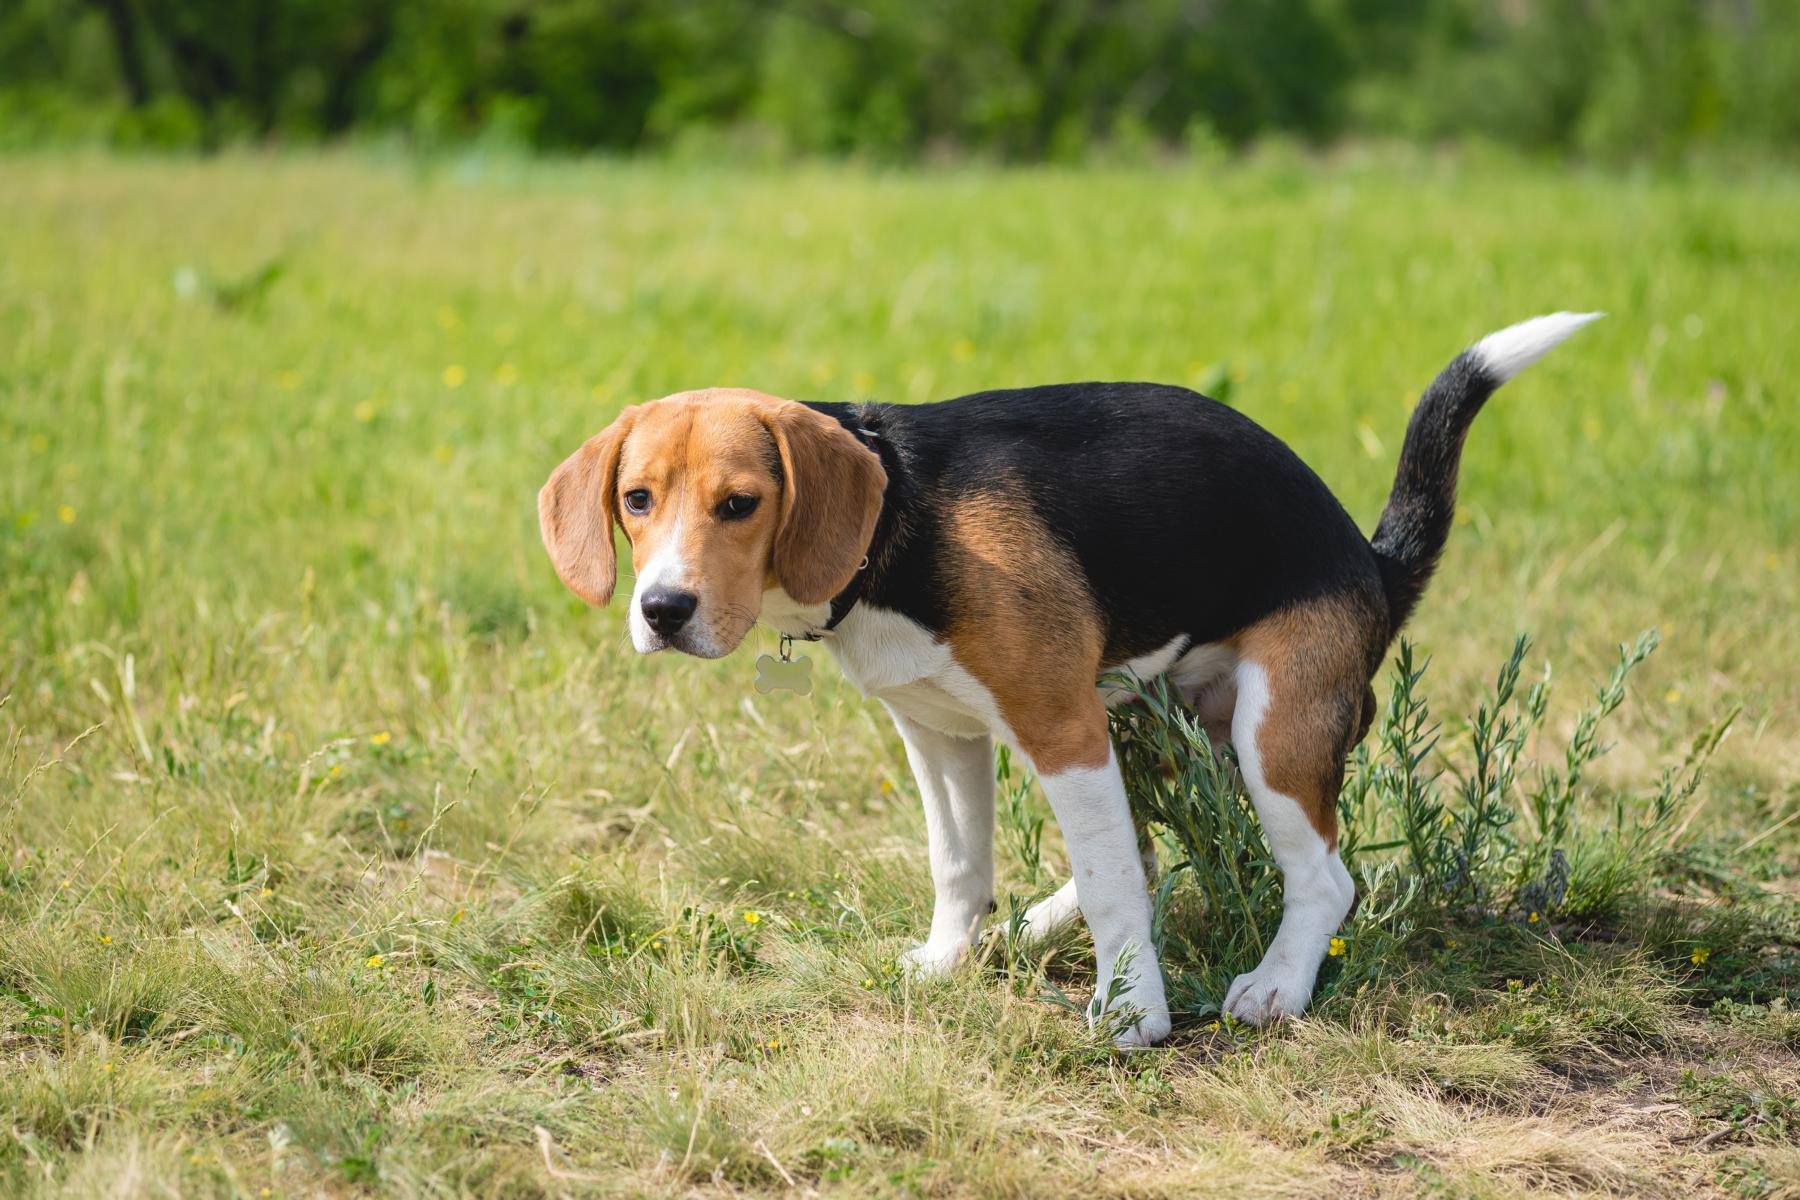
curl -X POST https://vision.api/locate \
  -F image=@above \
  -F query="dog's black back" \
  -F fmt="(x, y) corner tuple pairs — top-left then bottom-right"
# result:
(809, 384), (1387, 666)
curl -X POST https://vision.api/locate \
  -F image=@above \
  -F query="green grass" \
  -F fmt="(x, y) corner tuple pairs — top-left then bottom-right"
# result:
(2, 149), (1797, 1198)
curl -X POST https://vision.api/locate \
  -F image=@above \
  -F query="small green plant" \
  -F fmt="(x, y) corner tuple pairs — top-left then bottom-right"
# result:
(1520, 631), (1658, 885)
(1679, 1068), (1798, 1146)
(995, 746), (1046, 887)
(1102, 632), (1738, 1017)
(1109, 677), (1283, 1009)
(1447, 636), (1545, 907)
(1039, 943), (1151, 1045)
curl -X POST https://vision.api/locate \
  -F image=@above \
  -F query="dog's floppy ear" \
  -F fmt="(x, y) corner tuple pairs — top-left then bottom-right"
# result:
(538, 407), (638, 607)
(766, 405), (887, 604)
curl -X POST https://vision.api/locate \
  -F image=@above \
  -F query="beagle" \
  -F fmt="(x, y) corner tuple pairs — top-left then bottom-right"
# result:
(539, 312), (1600, 1045)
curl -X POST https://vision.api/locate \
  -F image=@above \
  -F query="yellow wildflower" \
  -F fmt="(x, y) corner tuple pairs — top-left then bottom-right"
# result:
(862, 977), (875, 989)
(366, 954), (384, 968)
(451, 908), (466, 925)
(58, 878), (71, 889)
(370, 731), (392, 746)
(442, 364), (466, 388)
(259, 886), (273, 898)
(1528, 911), (1540, 924)
(1691, 946), (1710, 966)
(1664, 688), (1682, 704)
(742, 910), (761, 926)
(58, 505), (76, 524)
(102, 1062), (114, 1073)
(1328, 937), (1346, 957)
(99, 934), (113, 945)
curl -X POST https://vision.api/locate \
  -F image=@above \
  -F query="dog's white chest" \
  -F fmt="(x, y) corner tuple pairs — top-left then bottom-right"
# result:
(824, 606), (999, 739)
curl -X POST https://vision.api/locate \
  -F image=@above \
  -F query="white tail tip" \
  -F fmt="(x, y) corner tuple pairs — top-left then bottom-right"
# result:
(1470, 311), (1604, 384)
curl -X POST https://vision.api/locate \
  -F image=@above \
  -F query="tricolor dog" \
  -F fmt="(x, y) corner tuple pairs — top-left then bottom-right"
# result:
(539, 312), (1600, 1046)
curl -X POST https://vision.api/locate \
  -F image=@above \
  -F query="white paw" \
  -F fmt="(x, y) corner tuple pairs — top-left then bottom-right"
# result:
(1224, 960), (1315, 1026)
(1092, 965), (1172, 1048)
(898, 938), (968, 980)
(1110, 1004), (1173, 1049)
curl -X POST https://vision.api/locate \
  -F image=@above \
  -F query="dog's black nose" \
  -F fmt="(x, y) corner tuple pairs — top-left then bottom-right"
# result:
(640, 588), (698, 636)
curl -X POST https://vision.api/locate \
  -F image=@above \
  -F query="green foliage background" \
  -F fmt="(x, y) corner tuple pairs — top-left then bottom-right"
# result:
(4, 0), (1799, 159)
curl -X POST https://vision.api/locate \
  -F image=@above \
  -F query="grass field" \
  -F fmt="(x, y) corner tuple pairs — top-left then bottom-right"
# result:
(2, 151), (1797, 1198)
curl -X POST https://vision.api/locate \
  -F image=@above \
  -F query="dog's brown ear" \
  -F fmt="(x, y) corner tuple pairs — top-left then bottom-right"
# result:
(766, 405), (887, 604)
(538, 408), (638, 607)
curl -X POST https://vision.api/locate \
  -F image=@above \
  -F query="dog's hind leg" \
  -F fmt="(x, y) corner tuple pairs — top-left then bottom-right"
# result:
(1221, 600), (1371, 1025)
(1019, 878), (1081, 941)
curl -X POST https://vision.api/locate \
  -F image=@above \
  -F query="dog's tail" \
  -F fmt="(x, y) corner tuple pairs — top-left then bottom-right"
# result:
(1371, 311), (1603, 633)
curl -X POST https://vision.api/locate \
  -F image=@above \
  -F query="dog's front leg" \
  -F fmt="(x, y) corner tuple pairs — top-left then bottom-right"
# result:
(887, 706), (995, 978)
(1035, 746), (1172, 1048)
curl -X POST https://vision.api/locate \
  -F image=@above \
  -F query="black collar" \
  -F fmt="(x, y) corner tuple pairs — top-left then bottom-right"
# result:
(802, 422), (892, 640)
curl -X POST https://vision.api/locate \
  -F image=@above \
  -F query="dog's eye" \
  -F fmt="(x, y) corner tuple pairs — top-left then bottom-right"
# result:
(719, 494), (759, 520)
(622, 489), (651, 515)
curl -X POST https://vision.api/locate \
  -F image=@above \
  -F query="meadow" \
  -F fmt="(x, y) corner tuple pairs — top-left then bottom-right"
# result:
(2, 150), (1797, 1197)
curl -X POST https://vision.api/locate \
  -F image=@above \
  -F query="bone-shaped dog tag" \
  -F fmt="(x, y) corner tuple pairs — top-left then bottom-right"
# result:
(755, 652), (812, 695)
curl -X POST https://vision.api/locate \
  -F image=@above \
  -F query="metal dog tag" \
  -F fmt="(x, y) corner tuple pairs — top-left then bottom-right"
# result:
(755, 636), (813, 695)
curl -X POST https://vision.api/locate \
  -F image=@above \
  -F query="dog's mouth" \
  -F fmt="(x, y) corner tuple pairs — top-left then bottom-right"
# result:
(627, 583), (759, 660)
(636, 623), (741, 661)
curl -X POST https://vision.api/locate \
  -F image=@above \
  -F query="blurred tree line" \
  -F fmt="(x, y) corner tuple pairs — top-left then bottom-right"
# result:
(2, 0), (1796, 159)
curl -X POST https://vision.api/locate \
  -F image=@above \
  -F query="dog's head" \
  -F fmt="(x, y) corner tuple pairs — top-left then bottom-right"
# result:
(538, 389), (886, 658)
